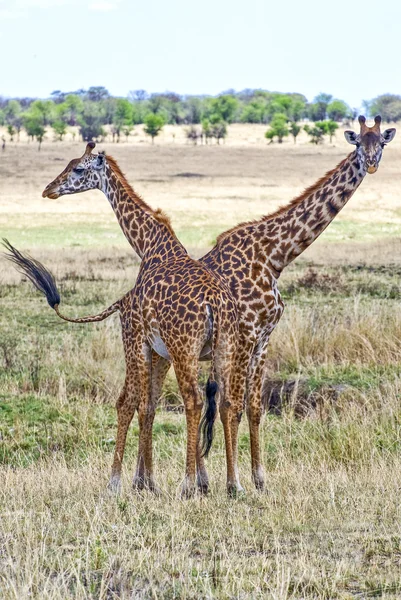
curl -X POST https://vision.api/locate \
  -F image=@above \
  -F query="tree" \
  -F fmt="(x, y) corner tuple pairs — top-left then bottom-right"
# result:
(241, 99), (265, 123)
(52, 120), (67, 141)
(4, 100), (23, 140)
(186, 125), (201, 145)
(308, 93), (333, 121)
(289, 122), (301, 143)
(7, 124), (15, 141)
(59, 94), (84, 125)
(112, 98), (133, 142)
(78, 103), (105, 141)
(211, 120), (227, 144)
(368, 94), (401, 122)
(265, 113), (289, 143)
(304, 122), (327, 144)
(202, 118), (213, 144)
(209, 95), (239, 123)
(143, 113), (165, 144)
(326, 120), (339, 143)
(327, 99), (349, 121)
(23, 112), (45, 150)
(86, 86), (110, 102)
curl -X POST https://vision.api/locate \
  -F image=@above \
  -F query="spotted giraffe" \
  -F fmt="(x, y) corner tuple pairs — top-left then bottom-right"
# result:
(4, 144), (240, 497)
(99, 114), (396, 492)
(5, 116), (396, 494)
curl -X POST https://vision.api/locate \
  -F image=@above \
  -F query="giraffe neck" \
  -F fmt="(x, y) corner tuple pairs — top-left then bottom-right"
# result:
(208, 150), (365, 277)
(266, 150), (365, 272)
(101, 161), (185, 261)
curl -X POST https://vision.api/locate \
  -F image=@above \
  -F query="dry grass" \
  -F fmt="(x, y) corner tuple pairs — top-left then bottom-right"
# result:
(2, 125), (401, 598)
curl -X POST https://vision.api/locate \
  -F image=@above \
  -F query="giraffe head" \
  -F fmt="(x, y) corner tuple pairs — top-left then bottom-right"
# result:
(344, 115), (396, 174)
(42, 142), (107, 199)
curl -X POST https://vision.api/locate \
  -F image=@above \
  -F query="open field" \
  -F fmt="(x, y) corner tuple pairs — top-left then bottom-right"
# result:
(1, 124), (401, 598)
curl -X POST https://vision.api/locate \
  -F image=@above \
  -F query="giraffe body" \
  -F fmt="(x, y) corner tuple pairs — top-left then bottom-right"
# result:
(38, 145), (240, 496)
(6, 116), (395, 495)
(102, 115), (396, 491)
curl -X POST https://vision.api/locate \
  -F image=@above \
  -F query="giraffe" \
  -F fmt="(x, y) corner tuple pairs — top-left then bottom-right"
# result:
(94, 114), (396, 492)
(6, 116), (396, 494)
(4, 143), (241, 497)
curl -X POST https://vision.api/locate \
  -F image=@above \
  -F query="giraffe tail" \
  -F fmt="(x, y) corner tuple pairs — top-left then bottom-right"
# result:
(199, 303), (219, 458)
(2, 239), (121, 324)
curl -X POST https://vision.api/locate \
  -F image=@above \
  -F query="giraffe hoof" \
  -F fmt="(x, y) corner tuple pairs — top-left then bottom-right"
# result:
(133, 476), (161, 494)
(252, 466), (265, 491)
(196, 473), (209, 496)
(132, 476), (146, 491)
(180, 478), (196, 499)
(227, 483), (246, 498)
(107, 476), (122, 494)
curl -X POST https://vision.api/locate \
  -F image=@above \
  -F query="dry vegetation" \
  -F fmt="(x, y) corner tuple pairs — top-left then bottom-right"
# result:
(1, 125), (401, 598)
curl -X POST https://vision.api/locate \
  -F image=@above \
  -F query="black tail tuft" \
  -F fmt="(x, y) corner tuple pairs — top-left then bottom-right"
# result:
(199, 377), (218, 458)
(2, 239), (61, 308)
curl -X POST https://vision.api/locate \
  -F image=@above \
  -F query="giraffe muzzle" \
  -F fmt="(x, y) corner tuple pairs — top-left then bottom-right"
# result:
(42, 185), (59, 199)
(367, 165), (378, 174)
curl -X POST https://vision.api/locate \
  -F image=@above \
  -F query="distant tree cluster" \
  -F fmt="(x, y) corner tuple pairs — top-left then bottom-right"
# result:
(0, 86), (395, 149)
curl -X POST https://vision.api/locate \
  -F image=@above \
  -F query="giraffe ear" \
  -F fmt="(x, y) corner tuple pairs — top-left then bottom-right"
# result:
(95, 152), (105, 170)
(382, 128), (396, 144)
(344, 130), (359, 145)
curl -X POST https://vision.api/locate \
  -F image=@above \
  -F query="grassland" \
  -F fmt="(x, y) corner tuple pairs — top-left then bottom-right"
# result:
(1, 124), (401, 598)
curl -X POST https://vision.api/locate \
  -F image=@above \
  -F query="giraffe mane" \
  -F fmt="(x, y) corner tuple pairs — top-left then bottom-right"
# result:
(105, 154), (175, 236)
(216, 153), (351, 244)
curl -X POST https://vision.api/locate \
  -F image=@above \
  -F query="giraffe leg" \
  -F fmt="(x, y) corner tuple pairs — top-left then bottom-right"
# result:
(108, 384), (128, 492)
(132, 342), (154, 492)
(215, 342), (239, 497)
(228, 357), (249, 493)
(196, 431), (209, 495)
(247, 352), (268, 491)
(133, 355), (170, 493)
(174, 360), (203, 498)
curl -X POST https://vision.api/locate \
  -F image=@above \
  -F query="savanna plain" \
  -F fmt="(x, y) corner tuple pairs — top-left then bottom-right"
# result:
(2, 124), (401, 599)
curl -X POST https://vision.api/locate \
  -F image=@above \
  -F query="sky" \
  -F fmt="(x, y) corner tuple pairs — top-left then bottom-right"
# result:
(0, 0), (400, 108)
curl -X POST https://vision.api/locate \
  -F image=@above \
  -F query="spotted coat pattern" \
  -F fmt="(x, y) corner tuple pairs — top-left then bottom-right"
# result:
(42, 144), (240, 497)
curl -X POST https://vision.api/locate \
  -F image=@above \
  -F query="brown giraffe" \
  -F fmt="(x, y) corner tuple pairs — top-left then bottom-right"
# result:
(86, 114), (396, 492)
(5, 116), (396, 494)
(4, 143), (241, 497)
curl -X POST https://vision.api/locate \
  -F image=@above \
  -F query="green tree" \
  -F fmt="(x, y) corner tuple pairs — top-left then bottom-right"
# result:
(308, 93), (333, 121)
(29, 100), (55, 125)
(23, 112), (45, 150)
(265, 113), (289, 143)
(112, 99), (133, 142)
(143, 113), (165, 144)
(327, 99), (349, 121)
(241, 99), (265, 123)
(211, 120), (227, 144)
(326, 120), (339, 143)
(4, 100), (23, 140)
(52, 120), (67, 141)
(304, 121), (327, 144)
(59, 94), (84, 125)
(202, 118), (213, 144)
(368, 94), (401, 122)
(78, 103), (105, 141)
(209, 95), (239, 123)
(289, 122), (301, 143)
(7, 124), (15, 141)
(86, 86), (110, 102)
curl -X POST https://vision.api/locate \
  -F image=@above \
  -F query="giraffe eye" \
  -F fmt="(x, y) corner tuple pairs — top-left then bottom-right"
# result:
(73, 167), (84, 175)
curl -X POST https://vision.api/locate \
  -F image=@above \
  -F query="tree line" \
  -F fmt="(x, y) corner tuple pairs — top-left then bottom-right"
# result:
(0, 86), (398, 148)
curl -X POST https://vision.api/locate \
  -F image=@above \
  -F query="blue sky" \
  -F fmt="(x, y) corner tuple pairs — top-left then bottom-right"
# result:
(0, 0), (399, 107)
